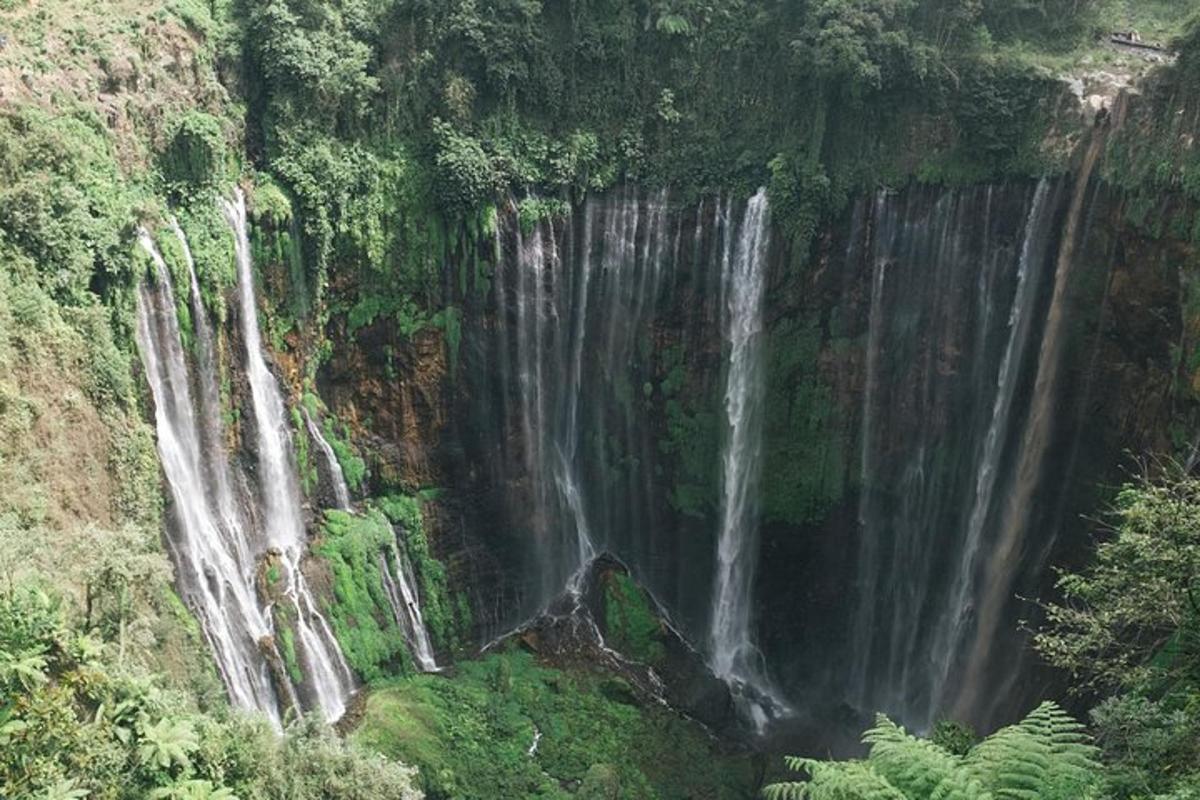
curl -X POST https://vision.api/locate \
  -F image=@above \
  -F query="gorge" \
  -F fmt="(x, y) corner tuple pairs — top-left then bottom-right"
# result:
(3, 0), (1200, 797)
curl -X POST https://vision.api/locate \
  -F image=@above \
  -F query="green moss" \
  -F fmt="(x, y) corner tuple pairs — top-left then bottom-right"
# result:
(277, 623), (303, 686)
(291, 407), (315, 496)
(315, 509), (412, 682)
(164, 587), (203, 641)
(354, 650), (757, 800)
(602, 573), (667, 667)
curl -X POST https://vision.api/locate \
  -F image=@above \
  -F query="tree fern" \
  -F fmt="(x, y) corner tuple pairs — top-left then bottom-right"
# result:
(863, 716), (986, 800)
(763, 757), (909, 800)
(966, 702), (1100, 800)
(764, 702), (1099, 800)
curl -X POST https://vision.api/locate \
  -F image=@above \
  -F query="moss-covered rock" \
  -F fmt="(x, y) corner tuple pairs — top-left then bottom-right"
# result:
(353, 649), (759, 800)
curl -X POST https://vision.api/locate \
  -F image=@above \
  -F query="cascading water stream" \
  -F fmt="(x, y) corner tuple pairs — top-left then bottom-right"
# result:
(468, 170), (1124, 735)
(925, 179), (1054, 717)
(707, 188), (786, 726)
(304, 410), (353, 511)
(302, 401), (440, 670)
(845, 174), (1109, 731)
(134, 232), (286, 728)
(479, 188), (790, 725)
(380, 543), (440, 671)
(955, 122), (1115, 722)
(222, 189), (356, 722)
(169, 218), (247, 559)
(849, 191), (890, 706)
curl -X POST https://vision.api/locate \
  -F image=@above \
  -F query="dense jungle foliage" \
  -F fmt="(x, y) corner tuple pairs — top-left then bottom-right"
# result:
(3, 0), (1200, 798)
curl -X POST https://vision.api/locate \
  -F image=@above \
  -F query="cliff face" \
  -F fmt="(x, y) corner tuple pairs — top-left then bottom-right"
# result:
(756, 171), (1189, 736)
(306, 135), (1195, 736)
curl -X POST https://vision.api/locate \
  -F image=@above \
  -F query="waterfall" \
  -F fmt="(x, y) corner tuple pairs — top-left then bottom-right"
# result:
(304, 408), (439, 672)
(846, 178), (1089, 731)
(222, 189), (356, 722)
(954, 126), (1113, 722)
(849, 191), (891, 705)
(380, 542), (440, 671)
(925, 179), (1054, 717)
(135, 232), (287, 728)
(168, 218), (247, 554)
(480, 187), (789, 725)
(304, 410), (353, 511)
(484, 190), (675, 620)
(707, 189), (786, 727)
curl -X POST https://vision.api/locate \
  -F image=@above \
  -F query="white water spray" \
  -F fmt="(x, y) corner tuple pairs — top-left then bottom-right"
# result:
(135, 232), (286, 727)
(222, 189), (356, 722)
(708, 189), (786, 726)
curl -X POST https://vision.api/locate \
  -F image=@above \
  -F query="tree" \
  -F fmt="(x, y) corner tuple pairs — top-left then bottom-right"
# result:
(764, 702), (1100, 800)
(1035, 469), (1200, 798)
(0, 582), (421, 800)
(792, 0), (918, 97)
(1035, 470), (1200, 694)
(788, 0), (923, 164)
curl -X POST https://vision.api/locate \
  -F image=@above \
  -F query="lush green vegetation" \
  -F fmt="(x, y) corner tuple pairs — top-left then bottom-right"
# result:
(0, 582), (420, 799)
(764, 702), (1100, 799)
(354, 649), (757, 800)
(602, 571), (667, 667)
(1033, 470), (1200, 799)
(317, 509), (415, 682)
(5, 0), (1200, 796)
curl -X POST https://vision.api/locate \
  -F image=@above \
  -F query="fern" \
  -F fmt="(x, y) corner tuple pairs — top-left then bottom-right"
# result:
(966, 702), (1099, 800)
(763, 757), (909, 799)
(863, 716), (983, 799)
(764, 703), (1099, 800)
(655, 13), (693, 35)
(138, 717), (199, 771)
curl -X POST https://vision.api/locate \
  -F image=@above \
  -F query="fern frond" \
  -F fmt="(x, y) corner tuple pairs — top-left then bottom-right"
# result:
(966, 702), (1099, 800)
(655, 13), (693, 35)
(864, 715), (986, 799)
(763, 756), (909, 800)
(762, 780), (807, 800)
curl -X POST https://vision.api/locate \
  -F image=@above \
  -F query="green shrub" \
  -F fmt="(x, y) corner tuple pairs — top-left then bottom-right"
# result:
(0, 584), (420, 799)
(354, 650), (755, 800)
(432, 119), (497, 215)
(161, 111), (228, 195)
